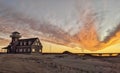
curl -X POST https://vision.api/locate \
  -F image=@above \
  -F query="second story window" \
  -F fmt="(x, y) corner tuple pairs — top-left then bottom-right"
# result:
(20, 42), (22, 46)
(28, 41), (31, 45)
(24, 42), (26, 45)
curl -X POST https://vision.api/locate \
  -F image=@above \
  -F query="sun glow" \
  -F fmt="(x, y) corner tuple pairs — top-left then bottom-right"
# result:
(71, 9), (120, 51)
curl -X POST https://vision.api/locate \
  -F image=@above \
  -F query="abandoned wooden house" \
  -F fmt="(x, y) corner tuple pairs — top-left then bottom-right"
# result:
(3, 31), (43, 53)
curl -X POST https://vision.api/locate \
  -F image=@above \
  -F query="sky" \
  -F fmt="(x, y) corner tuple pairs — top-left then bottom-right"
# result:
(0, 0), (120, 42)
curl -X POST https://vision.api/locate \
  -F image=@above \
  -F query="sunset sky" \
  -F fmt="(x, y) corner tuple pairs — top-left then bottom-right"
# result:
(0, 0), (120, 53)
(0, 0), (120, 39)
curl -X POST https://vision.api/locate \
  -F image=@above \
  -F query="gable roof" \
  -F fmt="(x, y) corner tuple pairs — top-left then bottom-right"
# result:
(2, 38), (40, 49)
(16, 38), (38, 46)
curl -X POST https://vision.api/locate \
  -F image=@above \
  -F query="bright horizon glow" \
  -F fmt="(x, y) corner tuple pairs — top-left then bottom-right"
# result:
(0, 40), (120, 57)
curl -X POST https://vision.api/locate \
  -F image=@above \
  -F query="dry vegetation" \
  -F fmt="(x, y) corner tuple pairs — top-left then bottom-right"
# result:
(0, 54), (120, 73)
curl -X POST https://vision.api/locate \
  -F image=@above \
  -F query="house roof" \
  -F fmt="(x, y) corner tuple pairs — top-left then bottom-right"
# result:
(16, 38), (38, 46)
(2, 38), (39, 49)
(2, 45), (11, 49)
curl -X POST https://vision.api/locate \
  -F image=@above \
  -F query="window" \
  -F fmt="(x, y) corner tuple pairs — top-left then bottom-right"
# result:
(20, 42), (22, 46)
(24, 42), (27, 45)
(19, 48), (22, 52)
(27, 48), (31, 52)
(28, 41), (31, 45)
(23, 49), (26, 52)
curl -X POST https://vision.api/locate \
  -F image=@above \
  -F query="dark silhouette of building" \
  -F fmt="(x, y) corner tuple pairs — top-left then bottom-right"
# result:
(4, 31), (43, 53)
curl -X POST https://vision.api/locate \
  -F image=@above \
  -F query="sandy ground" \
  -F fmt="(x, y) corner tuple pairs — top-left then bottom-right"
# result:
(0, 54), (120, 73)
